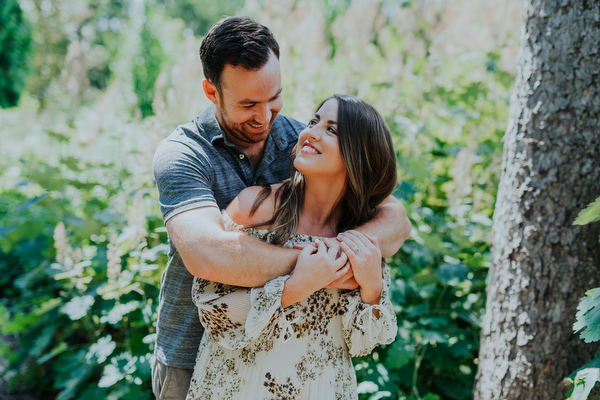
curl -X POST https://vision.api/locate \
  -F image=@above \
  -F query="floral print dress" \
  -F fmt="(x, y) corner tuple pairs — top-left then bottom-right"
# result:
(186, 212), (397, 400)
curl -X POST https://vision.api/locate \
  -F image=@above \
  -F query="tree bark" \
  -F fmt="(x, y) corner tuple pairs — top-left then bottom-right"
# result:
(474, 0), (600, 399)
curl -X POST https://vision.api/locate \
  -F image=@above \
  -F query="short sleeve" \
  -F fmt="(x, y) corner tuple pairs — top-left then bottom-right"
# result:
(152, 137), (218, 223)
(341, 262), (398, 357)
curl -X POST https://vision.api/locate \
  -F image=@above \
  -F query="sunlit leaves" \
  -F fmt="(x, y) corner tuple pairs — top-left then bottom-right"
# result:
(566, 368), (600, 400)
(574, 288), (600, 343)
(574, 196), (600, 226)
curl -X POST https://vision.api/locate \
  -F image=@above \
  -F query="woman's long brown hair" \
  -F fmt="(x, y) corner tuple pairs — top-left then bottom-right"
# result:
(249, 94), (397, 245)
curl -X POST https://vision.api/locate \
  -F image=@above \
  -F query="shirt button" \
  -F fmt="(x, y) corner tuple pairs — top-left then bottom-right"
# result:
(239, 154), (245, 159)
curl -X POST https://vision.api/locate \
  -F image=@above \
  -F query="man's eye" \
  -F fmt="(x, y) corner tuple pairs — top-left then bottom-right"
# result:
(243, 105), (254, 109)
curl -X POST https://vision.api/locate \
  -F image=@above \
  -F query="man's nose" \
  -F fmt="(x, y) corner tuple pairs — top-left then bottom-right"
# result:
(255, 106), (272, 125)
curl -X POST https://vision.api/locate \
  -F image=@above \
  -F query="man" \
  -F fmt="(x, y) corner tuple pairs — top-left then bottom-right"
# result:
(151, 16), (411, 400)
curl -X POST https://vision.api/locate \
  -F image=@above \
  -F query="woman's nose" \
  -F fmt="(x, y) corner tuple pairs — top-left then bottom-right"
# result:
(306, 126), (320, 140)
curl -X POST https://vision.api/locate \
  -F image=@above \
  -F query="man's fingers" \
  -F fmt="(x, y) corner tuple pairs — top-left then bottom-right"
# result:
(334, 251), (348, 269)
(293, 242), (311, 250)
(300, 242), (318, 255)
(336, 262), (351, 276)
(315, 239), (329, 255)
(364, 233), (378, 246)
(323, 237), (339, 248)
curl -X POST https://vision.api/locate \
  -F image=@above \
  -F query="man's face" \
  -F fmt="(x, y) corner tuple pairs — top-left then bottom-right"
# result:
(212, 51), (283, 147)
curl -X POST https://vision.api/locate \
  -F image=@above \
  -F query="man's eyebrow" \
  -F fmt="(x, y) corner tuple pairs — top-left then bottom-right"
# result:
(238, 88), (283, 105)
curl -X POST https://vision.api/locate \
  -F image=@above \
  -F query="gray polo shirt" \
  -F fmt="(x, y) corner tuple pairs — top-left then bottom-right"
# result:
(152, 106), (304, 368)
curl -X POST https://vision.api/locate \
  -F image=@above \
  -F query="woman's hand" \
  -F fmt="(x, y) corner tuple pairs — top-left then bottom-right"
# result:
(338, 230), (383, 305)
(281, 239), (349, 307)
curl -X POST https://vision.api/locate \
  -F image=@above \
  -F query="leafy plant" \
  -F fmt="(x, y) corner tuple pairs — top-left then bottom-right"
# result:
(133, 8), (166, 118)
(0, 151), (167, 399)
(0, 0), (519, 398)
(565, 195), (600, 400)
(0, 0), (33, 108)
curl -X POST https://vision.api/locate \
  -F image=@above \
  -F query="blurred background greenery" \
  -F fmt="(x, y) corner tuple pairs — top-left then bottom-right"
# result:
(0, 0), (521, 398)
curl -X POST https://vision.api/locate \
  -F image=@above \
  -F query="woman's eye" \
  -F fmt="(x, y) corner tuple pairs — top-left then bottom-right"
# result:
(327, 127), (337, 134)
(307, 119), (317, 126)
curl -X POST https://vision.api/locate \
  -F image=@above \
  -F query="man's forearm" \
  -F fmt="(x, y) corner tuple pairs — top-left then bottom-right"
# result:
(166, 208), (300, 287)
(193, 230), (299, 286)
(353, 196), (411, 257)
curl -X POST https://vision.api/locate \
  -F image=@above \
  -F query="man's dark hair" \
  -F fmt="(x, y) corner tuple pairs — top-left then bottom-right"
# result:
(199, 16), (280, 92)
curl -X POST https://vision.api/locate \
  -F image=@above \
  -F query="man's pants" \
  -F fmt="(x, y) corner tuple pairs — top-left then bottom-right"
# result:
(152, 359), (194, 400)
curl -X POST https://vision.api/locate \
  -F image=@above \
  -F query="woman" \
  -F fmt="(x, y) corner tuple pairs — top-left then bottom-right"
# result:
(186, 94), (398, 399)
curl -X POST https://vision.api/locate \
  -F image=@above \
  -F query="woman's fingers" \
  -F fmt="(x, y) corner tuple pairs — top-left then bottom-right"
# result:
(339, 230), (371, 250)
(337, 236), (358, 255)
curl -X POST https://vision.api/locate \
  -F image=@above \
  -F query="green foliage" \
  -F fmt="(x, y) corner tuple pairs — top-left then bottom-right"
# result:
(0, 0), (517, 398)
(574, 289), (600, 343)
(574, 196), (600, 226)
(0, 117), (166, 398)
(566, 367), (600, 400)
(133, 11), (166, 118)
(0, 0), (33, 108)
(157, 0), (244, 35)
(566, 198), (600, 399)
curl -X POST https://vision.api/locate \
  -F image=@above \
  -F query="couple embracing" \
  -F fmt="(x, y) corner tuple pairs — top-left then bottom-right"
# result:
(152, 16), (411, 400)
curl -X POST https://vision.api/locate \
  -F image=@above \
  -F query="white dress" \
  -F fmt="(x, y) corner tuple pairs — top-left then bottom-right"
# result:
(186, 212), (397, 400)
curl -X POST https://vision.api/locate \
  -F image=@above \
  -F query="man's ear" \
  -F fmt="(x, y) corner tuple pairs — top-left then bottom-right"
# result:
(202, 79), (219, 105)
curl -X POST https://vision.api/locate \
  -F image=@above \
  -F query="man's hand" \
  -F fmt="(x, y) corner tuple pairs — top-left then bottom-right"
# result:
(325, 268), (359, 290)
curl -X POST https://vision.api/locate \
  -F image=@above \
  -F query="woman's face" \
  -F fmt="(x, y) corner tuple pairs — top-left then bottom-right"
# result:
(294, 98), (346, 182)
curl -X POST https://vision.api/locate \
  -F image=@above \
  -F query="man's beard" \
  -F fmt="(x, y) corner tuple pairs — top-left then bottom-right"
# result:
(218, 108), (277, 144)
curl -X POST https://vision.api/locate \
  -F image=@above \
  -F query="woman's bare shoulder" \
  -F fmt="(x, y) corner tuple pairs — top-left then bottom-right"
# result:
(225, 182), (285, 227)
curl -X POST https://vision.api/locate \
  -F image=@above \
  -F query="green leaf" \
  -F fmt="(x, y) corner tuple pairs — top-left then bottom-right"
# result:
(574, 196), (600, 225)
(574, 288), (600, 343)
(38, 341), (69, 364)
(437, 262), (468, 285)
(568, 368), (600, 400)
(386, 342), (416, 369)
(55, 349), (93, 400)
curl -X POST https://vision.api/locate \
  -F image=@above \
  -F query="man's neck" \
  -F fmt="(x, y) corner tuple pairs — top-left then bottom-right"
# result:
(224, 132), (266, 169)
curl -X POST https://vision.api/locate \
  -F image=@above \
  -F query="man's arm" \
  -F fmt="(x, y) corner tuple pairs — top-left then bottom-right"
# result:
(166, 206), (299, 287)
(346, 195), (411, 257)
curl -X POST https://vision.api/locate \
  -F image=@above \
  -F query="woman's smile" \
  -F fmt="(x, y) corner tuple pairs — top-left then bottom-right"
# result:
(300, 142), (320, 154)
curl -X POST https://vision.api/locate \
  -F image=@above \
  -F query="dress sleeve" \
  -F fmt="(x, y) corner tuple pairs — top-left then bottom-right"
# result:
(340, 262), (398, 357)
(190, 212), (296, 350)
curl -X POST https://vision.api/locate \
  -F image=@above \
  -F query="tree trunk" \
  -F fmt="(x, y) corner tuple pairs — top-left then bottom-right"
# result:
(474, 0), (600, 399)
